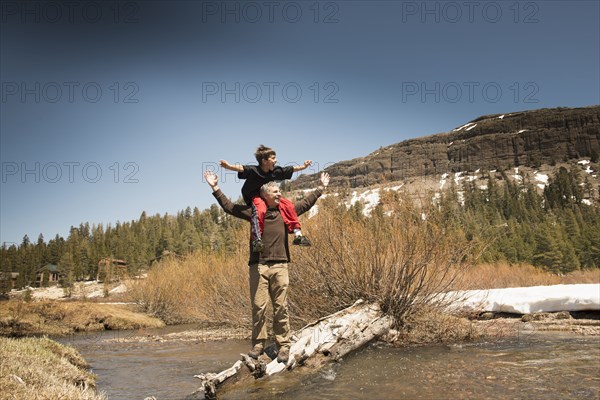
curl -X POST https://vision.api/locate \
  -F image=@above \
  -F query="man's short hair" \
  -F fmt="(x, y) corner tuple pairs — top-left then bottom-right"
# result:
(255, 145), (276, 163)
(260, 181), (280, 196)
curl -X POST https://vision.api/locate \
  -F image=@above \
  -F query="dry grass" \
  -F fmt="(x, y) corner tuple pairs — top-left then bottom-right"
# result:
(127, 250), (250, 325)
(457, 262), (600, 290)
(0, 301), (164, 337)
(0, 336), (106, 400)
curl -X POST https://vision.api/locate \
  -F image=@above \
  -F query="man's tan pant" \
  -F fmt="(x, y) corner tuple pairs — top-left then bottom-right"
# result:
(249, 262), (290, 348)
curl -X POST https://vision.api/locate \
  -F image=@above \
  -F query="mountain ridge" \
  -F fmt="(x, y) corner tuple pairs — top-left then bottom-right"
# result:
(292, 105), (600, 190)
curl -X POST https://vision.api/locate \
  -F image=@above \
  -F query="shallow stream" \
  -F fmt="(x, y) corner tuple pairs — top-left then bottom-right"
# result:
(61, 326), (600, 400)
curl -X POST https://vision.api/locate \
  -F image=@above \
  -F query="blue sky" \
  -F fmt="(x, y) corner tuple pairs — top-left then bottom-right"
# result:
(1, 0), (599, 245)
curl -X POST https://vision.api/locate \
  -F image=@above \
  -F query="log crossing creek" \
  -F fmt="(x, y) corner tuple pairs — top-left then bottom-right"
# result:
(60, 326), (599, 399)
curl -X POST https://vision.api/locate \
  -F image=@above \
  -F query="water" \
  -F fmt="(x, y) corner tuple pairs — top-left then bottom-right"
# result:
(62, 328), (600, 400)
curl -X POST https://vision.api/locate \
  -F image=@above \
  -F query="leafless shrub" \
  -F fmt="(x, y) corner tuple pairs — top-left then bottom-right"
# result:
(290, 192), (474, 328)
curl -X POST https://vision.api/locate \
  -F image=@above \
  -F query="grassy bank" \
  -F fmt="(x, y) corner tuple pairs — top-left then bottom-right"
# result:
(0, 336), (105, 400)
(0, 300), (164, 337)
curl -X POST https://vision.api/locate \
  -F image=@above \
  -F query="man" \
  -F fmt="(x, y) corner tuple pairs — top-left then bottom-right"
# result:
(203, 170), (329, 364)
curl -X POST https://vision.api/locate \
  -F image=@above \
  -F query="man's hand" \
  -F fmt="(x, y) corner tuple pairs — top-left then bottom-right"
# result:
(204, 170), (219, 191)
(302, 160), (313, 169)
(319, 172), (330, 189)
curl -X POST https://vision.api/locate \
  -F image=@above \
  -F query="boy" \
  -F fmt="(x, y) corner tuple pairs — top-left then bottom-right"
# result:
(220, 145), (313, 252)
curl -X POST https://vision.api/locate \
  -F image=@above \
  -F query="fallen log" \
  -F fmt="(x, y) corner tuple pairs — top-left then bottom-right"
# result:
(188, 300), (394, 399)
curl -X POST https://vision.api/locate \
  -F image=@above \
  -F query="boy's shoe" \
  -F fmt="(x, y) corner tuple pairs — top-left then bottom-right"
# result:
(248, 343), (264, 359)
(292, 236), (311, 246)
(277, 346), (290, 364)
(252, 239), (264, 253)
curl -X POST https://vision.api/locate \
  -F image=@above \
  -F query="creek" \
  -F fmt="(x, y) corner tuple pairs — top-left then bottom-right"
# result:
(60, 326), (600, 400)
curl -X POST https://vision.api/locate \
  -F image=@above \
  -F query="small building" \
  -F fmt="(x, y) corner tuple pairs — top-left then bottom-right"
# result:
(36, 264), (60, 287)
(0, 272), (20, 290)
(97, 258), (128, 282)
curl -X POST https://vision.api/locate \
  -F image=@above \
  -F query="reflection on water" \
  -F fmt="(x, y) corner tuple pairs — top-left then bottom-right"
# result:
(63, 329), (600, 400)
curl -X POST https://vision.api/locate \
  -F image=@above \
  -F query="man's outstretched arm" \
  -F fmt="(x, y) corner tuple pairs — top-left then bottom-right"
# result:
(295, 172), (330, 216)
(204, 171), (251, 221)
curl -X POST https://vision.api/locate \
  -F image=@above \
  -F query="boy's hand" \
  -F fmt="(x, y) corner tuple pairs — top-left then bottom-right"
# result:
(294, 160), (313, 172)
(220, 160), (244, 172)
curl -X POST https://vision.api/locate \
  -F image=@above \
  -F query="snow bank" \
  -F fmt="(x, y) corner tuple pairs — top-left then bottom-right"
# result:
(449, 284), (600, 314)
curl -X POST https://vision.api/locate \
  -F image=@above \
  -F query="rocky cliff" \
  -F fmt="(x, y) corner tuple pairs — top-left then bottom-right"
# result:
(292, 106), (600, 189)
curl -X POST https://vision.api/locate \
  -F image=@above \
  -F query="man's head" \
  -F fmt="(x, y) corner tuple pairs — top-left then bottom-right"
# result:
(255, 145), (277, 172)
(260, 181), (281, 207)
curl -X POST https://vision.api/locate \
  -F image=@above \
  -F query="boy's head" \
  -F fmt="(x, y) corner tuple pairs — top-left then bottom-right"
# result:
(255, 145), (277, 170)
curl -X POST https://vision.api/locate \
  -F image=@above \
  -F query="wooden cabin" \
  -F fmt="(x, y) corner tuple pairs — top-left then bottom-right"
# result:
(35, 264), (60, 287)
(97, 258), (128, 282)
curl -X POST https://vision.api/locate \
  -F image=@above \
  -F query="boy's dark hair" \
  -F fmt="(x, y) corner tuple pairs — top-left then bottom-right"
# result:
(255, 145), (276, 163)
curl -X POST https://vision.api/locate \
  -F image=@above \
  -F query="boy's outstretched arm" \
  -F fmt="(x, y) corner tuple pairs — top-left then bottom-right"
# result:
(293, 160), (313, 172)
(220, 159), (244, 172)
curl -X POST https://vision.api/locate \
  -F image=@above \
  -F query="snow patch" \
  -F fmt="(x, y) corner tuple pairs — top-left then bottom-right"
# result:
(518, 129), (528, 134)
(465, 123), (477, 131)
(453, 122), (477, 132)
(448, 284), (600, 314)
(386, 185), (403, 192)
(308, 204), (319, 218)
(513, 168), (522, 183)
(348, 188), (381, 216)
(498, 115), (505, 119)
(534, 172), (548, 185)
(578, 160), (590, 165)
(457, 190), (465, 206)
(439, 173), (448, 190)
(454, 172), (464, 185)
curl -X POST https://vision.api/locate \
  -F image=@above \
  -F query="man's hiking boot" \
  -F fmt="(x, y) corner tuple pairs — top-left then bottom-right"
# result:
(292, 235), (311, 246)
(252, 239), (264, 253)
(248, 343), (264, 359)
(277, 346), (290, 364)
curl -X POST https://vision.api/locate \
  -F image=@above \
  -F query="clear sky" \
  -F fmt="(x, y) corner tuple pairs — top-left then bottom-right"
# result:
(1, 0), (599, 246)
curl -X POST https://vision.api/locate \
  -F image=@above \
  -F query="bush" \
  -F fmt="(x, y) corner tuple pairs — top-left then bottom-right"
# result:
(290, 192), (473, 327)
